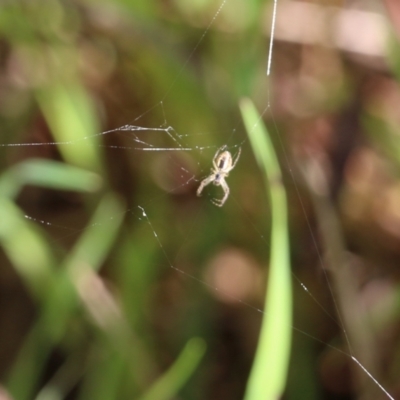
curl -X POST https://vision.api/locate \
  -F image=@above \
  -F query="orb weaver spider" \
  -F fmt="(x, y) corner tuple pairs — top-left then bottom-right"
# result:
(196, 146), (241, 207)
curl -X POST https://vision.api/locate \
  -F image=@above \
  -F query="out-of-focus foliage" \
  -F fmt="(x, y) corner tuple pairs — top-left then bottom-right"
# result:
(1, 0), (400, 400)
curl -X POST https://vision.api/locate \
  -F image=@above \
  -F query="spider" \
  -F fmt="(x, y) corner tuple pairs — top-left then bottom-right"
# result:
(196, 146), (241, 207)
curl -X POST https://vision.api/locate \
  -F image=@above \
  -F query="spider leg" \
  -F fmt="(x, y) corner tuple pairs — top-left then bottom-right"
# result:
(211, 179), (230, 207)
(215, 145), (227, 158)
(196, 174), (215, 197)
(231, 147), (241, 169)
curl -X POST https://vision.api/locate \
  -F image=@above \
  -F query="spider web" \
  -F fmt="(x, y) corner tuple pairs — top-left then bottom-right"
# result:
(0, 1), (396, 399)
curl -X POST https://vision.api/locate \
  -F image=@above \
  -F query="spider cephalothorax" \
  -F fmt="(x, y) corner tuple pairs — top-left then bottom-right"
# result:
(196, 146), (241, 207)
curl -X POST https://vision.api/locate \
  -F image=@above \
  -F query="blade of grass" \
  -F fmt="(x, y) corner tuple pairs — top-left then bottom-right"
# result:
(0, 159), (101, 199)
(77, 348), (127, 400)
(36, 82), (102, 172)
(138, 338), (206, 400)
(0, 197), (55, 298)
(7, 193), (124, 400)
(240, 98), (292, 400)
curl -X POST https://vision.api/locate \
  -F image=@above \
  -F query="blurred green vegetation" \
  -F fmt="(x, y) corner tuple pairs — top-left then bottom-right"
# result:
(1, 1), (400, 400)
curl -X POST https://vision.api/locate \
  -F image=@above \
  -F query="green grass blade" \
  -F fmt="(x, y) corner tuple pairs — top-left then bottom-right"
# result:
(138, 338), (206, 400)
(0, 159), (101, 199)
(0, 197), (55, 297)
(36, 82), (102, 171)
(7, 193), (124, 400)
(76, 349), (126, 400)
(240, 98), (292, 400)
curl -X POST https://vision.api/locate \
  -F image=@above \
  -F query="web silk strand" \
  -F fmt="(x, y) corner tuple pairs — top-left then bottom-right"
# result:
(267, 0), (277, 76)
